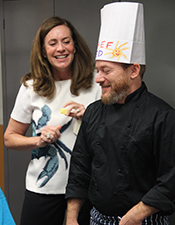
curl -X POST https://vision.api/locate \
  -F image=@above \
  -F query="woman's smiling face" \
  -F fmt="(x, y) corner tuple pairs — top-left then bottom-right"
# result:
(44, 25), (76, 79)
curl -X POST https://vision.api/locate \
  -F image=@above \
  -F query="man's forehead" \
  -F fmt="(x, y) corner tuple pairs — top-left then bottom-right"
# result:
(95, 60), (120, 69)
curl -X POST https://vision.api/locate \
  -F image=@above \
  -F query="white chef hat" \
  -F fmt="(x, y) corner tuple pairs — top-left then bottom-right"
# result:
(96, 2), (146, 65)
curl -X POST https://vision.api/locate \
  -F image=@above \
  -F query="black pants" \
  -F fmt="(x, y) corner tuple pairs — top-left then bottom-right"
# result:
(20, 190), (92, 225)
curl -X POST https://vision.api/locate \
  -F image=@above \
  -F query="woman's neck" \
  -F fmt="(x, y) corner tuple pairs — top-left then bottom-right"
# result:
(53, 68), (72, 81)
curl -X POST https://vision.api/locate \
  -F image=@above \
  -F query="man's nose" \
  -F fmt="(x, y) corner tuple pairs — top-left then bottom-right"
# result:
(95, 71), (105, 84)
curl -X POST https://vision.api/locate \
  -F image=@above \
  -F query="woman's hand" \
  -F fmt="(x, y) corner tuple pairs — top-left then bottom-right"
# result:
(63, 101), (85, 120)
(38, 125), (62, 147)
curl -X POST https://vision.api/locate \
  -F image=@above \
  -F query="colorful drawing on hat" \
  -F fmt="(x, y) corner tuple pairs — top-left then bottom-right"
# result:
(104, 41), (129, 61)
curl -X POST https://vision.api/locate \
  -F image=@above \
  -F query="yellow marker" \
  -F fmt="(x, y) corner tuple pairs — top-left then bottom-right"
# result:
(60, 108), (67, 115)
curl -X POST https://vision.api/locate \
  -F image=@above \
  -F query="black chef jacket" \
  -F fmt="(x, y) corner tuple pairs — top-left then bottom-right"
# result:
(66, 82), (175, 216)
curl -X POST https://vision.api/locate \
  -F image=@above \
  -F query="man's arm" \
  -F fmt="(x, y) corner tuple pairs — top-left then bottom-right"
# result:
(66, 198), (85, 225)
(119, 201), (159, 225)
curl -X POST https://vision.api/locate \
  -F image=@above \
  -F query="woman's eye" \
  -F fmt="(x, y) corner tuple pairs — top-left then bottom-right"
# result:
(64, 41), (70, 44)
(50, 42), (56, 46)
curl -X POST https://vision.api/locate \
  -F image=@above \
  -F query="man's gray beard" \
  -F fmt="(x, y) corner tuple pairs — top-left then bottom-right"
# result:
(101, 82), (130, 105)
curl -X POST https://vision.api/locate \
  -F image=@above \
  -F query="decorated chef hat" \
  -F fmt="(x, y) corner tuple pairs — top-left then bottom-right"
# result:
(96, 2), (146, 65)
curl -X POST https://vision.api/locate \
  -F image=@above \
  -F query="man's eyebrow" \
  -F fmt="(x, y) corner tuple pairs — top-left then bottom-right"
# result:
(96, 65), (111, 70)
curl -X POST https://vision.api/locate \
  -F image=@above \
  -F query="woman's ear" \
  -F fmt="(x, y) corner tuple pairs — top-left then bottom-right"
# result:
(42, 47), (47, 58)
(130, 63), (140, 79)
(74, 43), (77, 54)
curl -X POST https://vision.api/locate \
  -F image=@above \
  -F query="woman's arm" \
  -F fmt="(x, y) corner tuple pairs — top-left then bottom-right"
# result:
(4, 118), (61, 151)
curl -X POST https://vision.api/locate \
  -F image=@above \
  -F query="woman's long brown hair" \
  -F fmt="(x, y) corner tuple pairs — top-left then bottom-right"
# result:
(21, 16), (94, 99)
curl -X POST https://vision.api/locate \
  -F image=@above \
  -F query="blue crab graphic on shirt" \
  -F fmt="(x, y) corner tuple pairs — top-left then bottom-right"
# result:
(32, 104), (72, 188)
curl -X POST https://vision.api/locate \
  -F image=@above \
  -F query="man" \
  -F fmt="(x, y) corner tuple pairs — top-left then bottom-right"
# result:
(66, 2), (175, 225)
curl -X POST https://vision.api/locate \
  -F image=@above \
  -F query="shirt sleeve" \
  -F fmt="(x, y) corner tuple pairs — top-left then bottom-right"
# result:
(11, 84), (32, 124)
(142, 108), (175, 215)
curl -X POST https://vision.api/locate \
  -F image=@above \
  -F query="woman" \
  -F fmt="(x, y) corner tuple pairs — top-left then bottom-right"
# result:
(4, 16), (101, 225)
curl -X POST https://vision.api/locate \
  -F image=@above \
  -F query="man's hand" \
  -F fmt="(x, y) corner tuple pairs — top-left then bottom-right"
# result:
(119, 201), (159, 225)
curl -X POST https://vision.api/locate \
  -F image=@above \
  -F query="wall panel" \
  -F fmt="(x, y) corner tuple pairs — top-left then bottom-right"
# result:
(55, 0), (110, 57)
(2, 1), (54, 223)
(1, 0), (175, 224)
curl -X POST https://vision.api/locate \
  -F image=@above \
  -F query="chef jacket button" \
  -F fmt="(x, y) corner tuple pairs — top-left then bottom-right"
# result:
(118, 169), (122, 173)
(121, 145), (125, 150)
(136, 104), (140, 108)
(114, 191), (117, 195)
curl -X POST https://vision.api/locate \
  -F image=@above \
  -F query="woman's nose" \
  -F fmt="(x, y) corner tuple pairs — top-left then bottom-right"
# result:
(57, 43), (65, 52)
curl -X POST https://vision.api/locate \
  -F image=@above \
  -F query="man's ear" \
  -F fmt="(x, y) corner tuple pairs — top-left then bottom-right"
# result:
(130, 63), (140, 79)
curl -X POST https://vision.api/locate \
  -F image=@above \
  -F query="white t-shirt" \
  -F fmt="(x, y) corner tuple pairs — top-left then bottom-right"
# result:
(11, 79), (101, 194)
